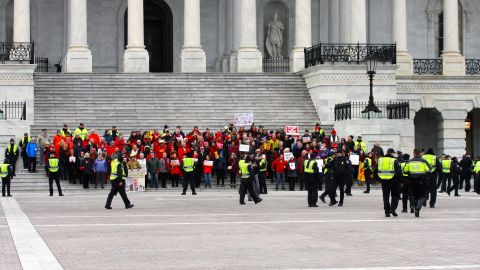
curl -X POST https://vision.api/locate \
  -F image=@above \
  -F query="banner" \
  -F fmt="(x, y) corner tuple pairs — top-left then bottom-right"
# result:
(204, 160), (213, 166)
(234, 113), (254, 126)
(350, 154), (360, 166)
(126, 169), (146, 192)
(284, 152), (294, 161)
(285, 126), (299, 136)
(239, 144), (250, 152)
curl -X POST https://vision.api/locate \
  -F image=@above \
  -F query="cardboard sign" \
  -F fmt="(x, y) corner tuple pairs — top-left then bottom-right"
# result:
(285, 126), (299, 136)
(350, 154), (360, 165)
(302, 136), (311, 143)
(316, 159), (324, 168)
(126, 169), (146, 192)
(289, 162), (296, 170)
(171, 160), (180, 166)
(239, 144), (250, 152)
(69, 157), (76, 163)
(234, 113), (254, 126)
(284, 152), (294, 161)
(204, 160), (213, 166)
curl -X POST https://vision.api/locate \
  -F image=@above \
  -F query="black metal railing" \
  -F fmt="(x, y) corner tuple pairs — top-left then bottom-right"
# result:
(34, 57), (48, 72)
(413, 59), (443, 75)
(466, 59), (480, 75)
(304, 43), (396, 68)
(0, 101), (26, 120)
(334, 101), (410, 121)
(263, 57), (290, 72)
(0, 42), (34, 64)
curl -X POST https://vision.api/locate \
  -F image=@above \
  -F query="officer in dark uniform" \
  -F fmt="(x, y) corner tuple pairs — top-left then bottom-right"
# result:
(105, 156), (134, 209)
(363, 152), (374, 194)
(375, 148), (402, 217)
(239, 156), (262, 205)
(400, 154), (412, 213)
(181, 152), (197, 195)
(4, 138), (19, 177)
(304, 153), (320, 207)
(18, 133), (31, 170)
(46, 153), (64, 197)
(325, 150), (351, 207)
(403, 149), (432, 217)
(422, 148), (441, 208)
(258, 154), (268, 194)
(320, 151), (335, 204)
(1, 160), (13, 197)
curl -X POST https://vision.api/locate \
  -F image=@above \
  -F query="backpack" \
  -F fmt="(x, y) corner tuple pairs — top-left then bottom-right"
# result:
(333, 157), (347, 175)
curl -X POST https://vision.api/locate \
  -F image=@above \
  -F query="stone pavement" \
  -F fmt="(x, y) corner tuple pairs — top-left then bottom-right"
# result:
(1, 189), (480, 270)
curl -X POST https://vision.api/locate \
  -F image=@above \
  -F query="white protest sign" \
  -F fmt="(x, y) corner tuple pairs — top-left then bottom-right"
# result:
(284, 152), (294, 161)
(126, 169), (146, 192)
(349, 154), (360, 165)
(234, 113), (254, 126)
(239, 144), (250, 152)
(316, 159), (324, 168)
(285, 126), (299, 136)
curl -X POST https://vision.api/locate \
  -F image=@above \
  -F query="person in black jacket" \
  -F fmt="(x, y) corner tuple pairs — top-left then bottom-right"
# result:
(5, 138), (19, 177)
(459, 154), (473, 191)
(105, 155), (134, 209)
(304, 153), (320, 207)
(325, 150), (352, 207)
(447, 157), (461, 197)
(1, 161), (13, 197)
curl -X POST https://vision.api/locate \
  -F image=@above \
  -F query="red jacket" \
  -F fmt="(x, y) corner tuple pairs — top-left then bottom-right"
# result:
(203, 162), (213, 174)
(271, 158), (287, 173)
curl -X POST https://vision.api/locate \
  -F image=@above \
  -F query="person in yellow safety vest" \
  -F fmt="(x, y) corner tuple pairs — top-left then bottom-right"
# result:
(46, 152), (63, 197)
(181, 152), (197, 196)
(355, 136), (367, 153)
(105, 156), (133, 209)
(375, 148), (402, 217)
(399, 154), (412, 213)
(439, 154), (453, 193)
(258, 155), (268, 194)
(19, 133), (31, 170)
(61, 123), (72, 137)
(319, 151), (335, 204)
(1, 161), (13, 197)
(403, 149), (432, 218)
(304, 153), (320, 207)
(239, 156), (262, 205)
(5, 138), (19, 177)
(422, 148), (442, 208)
(74, 123), (89, 140)
(472, 157), (480, 194)
(363, 152), (374, 194)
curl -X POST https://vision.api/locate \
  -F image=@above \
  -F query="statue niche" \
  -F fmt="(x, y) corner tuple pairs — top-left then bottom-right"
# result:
(266, 10), (284, 58)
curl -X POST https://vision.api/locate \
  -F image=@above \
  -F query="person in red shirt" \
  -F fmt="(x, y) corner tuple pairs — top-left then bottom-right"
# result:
(170, 152), (181, 187)
(271, 154), (287, 191)
(87, 129), (100, 146)
(203, 155), (213, 189)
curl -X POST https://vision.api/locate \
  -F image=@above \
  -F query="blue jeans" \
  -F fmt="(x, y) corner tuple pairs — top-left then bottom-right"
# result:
(150, 172), (159, 189)
(204, 173), (212, 188)
(276, 172), (285, 190)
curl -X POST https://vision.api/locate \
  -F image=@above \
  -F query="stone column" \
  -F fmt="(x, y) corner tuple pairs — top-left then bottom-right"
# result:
(181, 0), (206, 72)
(328, 0), (339, 43)
(350, 0), (366, 43)
(223, 0), (233, 72)
(64, 0), (92, 73)
(392, 0), (413, 75)
(339, 0), (351, 43)
(123, 0), (149, 73)
(291, 0), (312, 72)
(215, 0), (226, 72)
(442, 0), (465, 76)
(13, 0), (30, 42)
(230, 0), (241, 72)
(236, 0), (262, 73)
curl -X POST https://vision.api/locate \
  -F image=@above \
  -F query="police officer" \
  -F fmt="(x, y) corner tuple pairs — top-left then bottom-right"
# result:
(239, 156), (262, 205)
(375, 148), (402, 217)
(447, 157), (461, 197)
(4, 138), (19, 177)
(403, 149), (432, 217)
(1, 160), (13, 197)
(46, 152), (64, 197)
(422, 148), (441, 208)
(439, 155), (453, 193)
(258, 154), (268, 194)
(363, 152), (374, 194)
(105, 156), (134, 209)
(19, 133), (31, 170)
(319, 151), (335, 204)
(400, 154), (411, 213)
(181, 152), (197, 195)
(473, 156), (480, 194)
(304, 153), (320, 207)
(325, 150), (351, 207)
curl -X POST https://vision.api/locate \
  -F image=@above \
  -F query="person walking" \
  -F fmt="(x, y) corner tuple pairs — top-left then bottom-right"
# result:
(422, 148), (442, 208)
(319, 151), (335, 205)
(325, 150), (351, 207)
(26, 138), (38, 173)
(94, 154), (107, 188)
(46, 152), (63, 197)
(239, 156), (262, 205)
(473, 157), (480, 194)
(440, 155), (453, 193)
(5, 139), (19, 177)
(181, 152), (197, 195)
(363, 152), (374, 194)
(447, 157), (461, 197)
(375, 148), (402, 217)
(304, 154), (320, 207)
(400, 154), (412, 213)
(459, 154), (473, 191)
(105, 156), (134, 209)
(1, 160), (13, 197)
(403, 149), (432, 217)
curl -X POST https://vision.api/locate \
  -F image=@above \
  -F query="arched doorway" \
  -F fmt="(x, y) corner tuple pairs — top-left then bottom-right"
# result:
(124, 0), (173, 72)
(465, 109), (480, 156)
(414, 108), (443, 155)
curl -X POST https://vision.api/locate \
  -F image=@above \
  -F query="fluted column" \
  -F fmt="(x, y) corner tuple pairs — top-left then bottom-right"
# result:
(328, 0), (339, 43)
(222, 0), (233, 72)
(236, 0), (262, 73)
(215, 0), (226, 72)
(64, 0), (92, 72)
(339, 0), (351, 43)
(123, 0), (149, 73)
(350, 0), (366, 43)
(13, 0), (30, 42)
(291, 0), (312, 72)
(442, 0), (465, 75)
(392, 0), (413, 75)
(229, 0), (241, 72)
(181, 0), (206, 72)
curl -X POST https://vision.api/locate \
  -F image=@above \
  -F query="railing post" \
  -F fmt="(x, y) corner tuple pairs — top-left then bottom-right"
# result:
(30, 42), (35, 64)
(22, 101), (26, 120)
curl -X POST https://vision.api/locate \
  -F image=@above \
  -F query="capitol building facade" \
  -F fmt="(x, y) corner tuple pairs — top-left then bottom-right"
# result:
(1, 0), (480, 158)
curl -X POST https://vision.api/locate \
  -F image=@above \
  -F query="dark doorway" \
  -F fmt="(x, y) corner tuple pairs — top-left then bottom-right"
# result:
(466, 109), (480, 157)
(125, 0), (173, 72)
(414, 108), (443, 155)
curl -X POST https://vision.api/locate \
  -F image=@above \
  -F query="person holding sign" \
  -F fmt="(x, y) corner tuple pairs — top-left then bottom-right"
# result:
(239, 156), (262, 205)
(181, 152), (197, 195)
(287, 156), (297, 191)
(203, 155), (213, 189)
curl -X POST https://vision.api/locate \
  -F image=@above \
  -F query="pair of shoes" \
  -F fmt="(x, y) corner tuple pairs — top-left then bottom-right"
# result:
(390, 211), (398, 217)
(430, 205), (435, 208)
(410, 208), (415, 213)
(125, 204), (134, 209)
(181, 192), (186, 195)
(363, 190), (370, 194)
(338, 202), (343, 207)
(385, 212), (391, 217)
(240, 202), (246, 205)
(7, 194), (12, 197)
(255, 198), (263, 204)
(329, 201), (338, 206)
(439, 190), (445, 193)
(105, 206), (112, 209)
(309, 204), (318, 207)
(346, 193), (353, 196)
(49, 194), (53, 197)
(319, 196), (326, 204)
(59, 194), (64, 196)
(401, 209), (407, 213)
(454, 194), (461, 197)
(192, 192), (197, 195)
(415, 209), (420, 217)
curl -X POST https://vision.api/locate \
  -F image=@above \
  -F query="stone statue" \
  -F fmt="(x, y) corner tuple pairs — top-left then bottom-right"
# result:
(266, 10), (284, 58)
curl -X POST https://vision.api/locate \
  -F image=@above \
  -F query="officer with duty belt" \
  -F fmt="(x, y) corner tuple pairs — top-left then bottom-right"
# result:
(400, 154), (412, 213)
(375, 148), (402, 217)
(105, 156), (134, 209)
(239, 156), (262, 205)
(5, 138), (19, 177)
(473, 157), (480, 194)
(46, 153), (64, 197)
(403, 149), (432, 217)
(1, 161), (13, 197)
(181, 152), (197, 196)
(422, 148), (441, 208)
(304, 153), (320, 207)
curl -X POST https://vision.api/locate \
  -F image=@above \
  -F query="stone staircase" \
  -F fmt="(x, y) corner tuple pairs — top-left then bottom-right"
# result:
(32, 73), (324, 135)
(10, 167), (85, 193)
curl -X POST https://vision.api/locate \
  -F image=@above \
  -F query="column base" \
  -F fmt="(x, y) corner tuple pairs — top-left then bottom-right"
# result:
(442, 52), (466, 76)
(222, 55), (230, 72)
(63, 48), (92, 73)
(180, 47), (206, 73)
(123, 49), (149, 73)
(236, 48), (262, 73)
(395, 51), (413, 76)
(229, 51), (237, 73)
(290, 48), (306, 72)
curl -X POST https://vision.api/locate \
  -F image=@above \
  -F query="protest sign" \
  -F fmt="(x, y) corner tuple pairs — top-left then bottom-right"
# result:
(126, 169), (146, 192)
(234, 113), (254, 126)
(350, 154), (360, 165)
(284, 152), (293, 161)
(285, 126), (299, 135)
(239, 144), (250, 152)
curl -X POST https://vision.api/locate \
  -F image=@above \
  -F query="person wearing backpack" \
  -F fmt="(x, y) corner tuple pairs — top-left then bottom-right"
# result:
(325, 149), (352, 207)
